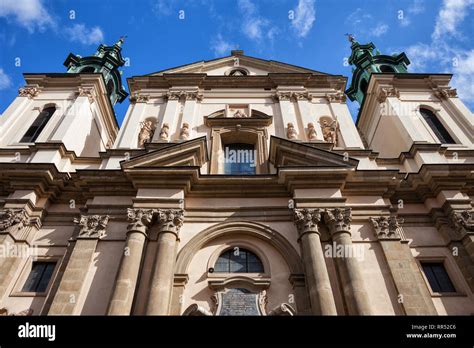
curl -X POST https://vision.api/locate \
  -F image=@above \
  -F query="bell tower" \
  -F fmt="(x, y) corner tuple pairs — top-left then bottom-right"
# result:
(345, 34), (410, 105)
(64, 37), (128, 105)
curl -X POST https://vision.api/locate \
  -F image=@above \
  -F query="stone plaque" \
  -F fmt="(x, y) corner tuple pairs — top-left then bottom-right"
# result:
(215, 288), (263, 316)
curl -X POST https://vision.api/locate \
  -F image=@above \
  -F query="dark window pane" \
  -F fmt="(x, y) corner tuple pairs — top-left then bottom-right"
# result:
(22, 262), (56, 293)
(420, 108), (455, 144)
(422, 262), (456, 293)
(20, 106), (56, 143)
(214, 248), (264, 273)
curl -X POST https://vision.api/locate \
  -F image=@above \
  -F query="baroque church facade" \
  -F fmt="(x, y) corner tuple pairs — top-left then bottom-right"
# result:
(0, 37), (473, 316)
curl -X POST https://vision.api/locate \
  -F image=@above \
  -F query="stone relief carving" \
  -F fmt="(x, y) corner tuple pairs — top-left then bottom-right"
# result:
(434, 87), (457, 100)
(307, 122), (317, 140)
(179, 122), (190, 140)
(320, 119), (338, 143)
(370, 216), (404, 240)
(159, 123), (170, 141)
(185, 92), (203, 101)
(73, 215), (109, 239)
(129, 93), (150, 103)
(323, 208), (352, 234)
(78, 87), (96, 103)
(155, 209), (184, 234)
(287, 122), (297, 140)
(18, 87), (39, 99)
(0, 209), (29, 232)
(233, 110), (248, 118)
(138, 120), (156, 148)
(449, 210), (474, 236)
(293, 208), (322, 234)
(272, 92), (309, 102)
(326, 91), (347, 103)
(376, 87), (400, 103)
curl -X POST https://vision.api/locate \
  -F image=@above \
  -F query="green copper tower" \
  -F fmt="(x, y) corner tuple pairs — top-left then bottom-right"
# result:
(63, 37), (128, 105)
(345, 34), (410, 105)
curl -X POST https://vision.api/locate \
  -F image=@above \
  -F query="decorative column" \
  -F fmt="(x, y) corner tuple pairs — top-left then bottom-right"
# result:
(49, 215), (109, 315)
(323, 208), (372, 315)
(107, 209), (154, 315)
(293, 208), (337, 315)
(370, 216), (437, 315)
(146, 209), (184, 315)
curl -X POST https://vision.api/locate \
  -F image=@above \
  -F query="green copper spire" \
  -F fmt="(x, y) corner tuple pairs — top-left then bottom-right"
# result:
(345, 34), (410, 105)
(63, 37), (129, 105)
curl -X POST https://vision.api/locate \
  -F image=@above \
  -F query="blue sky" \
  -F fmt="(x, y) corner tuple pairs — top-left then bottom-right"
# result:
(0, 0), (473, 125)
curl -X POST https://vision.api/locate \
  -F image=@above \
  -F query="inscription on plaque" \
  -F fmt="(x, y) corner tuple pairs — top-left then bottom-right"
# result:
(216, 288), (263, 316)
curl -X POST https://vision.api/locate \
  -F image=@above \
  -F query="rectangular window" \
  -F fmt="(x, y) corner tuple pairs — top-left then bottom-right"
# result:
(421, 262), (456, 293)
(223, 143), (256, 175)
(22, 261), (56, 293)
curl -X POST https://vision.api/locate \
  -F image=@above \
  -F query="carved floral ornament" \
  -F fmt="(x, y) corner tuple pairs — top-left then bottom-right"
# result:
(272, 92), (310, 102)
(0, 208), (30, 232)
(78, 87), (96, 103)
(325, 91), (347, 103)
(166, 91), (203, 101)
(370, 216), (404, 240)
(376, 87), (400, 103)
(126, 208), (185, 235)
(73, 215), (110, 239)
(129, 92), (150, 103)
(293, 207), (352, 235)
(18, 87), (40, 99)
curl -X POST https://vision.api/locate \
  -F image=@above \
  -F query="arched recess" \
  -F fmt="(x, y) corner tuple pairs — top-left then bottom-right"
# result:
(175, 221), (303, 275)
(174, 221), (307, 315)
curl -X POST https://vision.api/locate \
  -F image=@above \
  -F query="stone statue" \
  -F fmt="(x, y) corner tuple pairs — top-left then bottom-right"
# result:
(287, 122), (297, 140)
(179, 122), (190, 140)
(159, 123), (169, 141)
(138, 120), (155, 148)
(307, 123), (317, 140)
(320, 119), (338, 143)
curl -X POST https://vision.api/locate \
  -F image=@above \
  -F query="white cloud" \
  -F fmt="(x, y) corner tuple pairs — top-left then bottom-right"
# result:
(408, 0), (426, 14)
(432, 0), (474, 39)
(65, 24), (104, 45)
(210, 34), (237, 56)
(152, 0), (178, 16)
(404, 43), (439, 71)
(0, 68), (12, 90)
(373, 23), (389, 37)
(451, 49), (474, 102)
(237, 0), (277, 42)
(291, 0), (316, 38)
(0, 0), (55, 33)
(345, 8), (372, 26)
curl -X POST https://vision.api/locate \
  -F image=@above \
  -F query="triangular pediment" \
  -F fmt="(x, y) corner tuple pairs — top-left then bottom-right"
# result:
(269, 136), (358, 168)
(148, 53), (329, 76)
(121, 137), (208, 169)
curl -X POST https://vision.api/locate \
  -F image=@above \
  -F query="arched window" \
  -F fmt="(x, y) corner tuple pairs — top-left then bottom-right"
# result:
(229, 68), (248, 76)
(214, 248), (264, 273)
(419, 108), (455, 144)
(20, 106), (56, 143)
(223, 143), (256, 175)
(380, 65), (396, 73)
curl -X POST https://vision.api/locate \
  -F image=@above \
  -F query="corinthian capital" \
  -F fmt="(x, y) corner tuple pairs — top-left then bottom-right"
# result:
(127, 208), (154, 235)
(0, 209), (29, 232)
(155, 209), (184, 235)
(74, 215), (109, 239)
(18, 86), (39, 99)
(449, 210), (474, 237)
(323, 208), (352, 235)
(293, 208), (322, 235)
(370, 216), (403, 240)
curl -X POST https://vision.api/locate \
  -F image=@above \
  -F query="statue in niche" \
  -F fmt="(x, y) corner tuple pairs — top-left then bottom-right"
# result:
(159, 123), (170, 141)
(307, 123), (317, 140)
(179, 122), (190, 140)
(287, 122), (297, 140)
(320, 119), (338, 143)
(138, 120), (155, 148)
